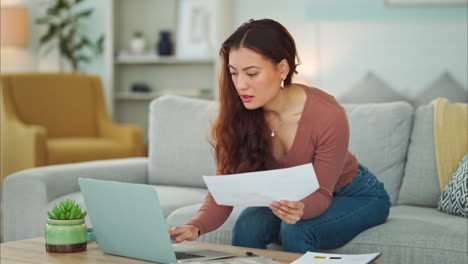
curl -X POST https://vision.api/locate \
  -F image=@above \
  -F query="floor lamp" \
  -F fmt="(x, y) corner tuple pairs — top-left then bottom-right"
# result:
(0, 7), (29, 48)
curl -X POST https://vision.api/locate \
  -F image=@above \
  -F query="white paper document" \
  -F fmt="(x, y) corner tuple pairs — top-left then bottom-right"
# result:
(291, 252), (381, 264)
(202, 163), (319, 207)
(190, 256), (280, 264)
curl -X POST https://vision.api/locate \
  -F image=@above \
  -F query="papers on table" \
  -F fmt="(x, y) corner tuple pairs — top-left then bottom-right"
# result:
(202, 163), (319, 207)
(291, 252), (381, 264)
(190, 256), (280, 264)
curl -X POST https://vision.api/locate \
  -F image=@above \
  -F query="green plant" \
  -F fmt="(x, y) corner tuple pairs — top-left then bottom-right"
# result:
(36, 0), (104, 71)
(47, 200), (87, 220)
(133, 31), (144, 38)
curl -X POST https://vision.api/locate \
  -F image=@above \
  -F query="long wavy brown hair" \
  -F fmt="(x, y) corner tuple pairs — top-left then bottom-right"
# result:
(211, 19), (300, 175)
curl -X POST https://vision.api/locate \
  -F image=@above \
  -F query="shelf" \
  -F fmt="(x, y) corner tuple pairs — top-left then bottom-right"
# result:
(108, 0), (230, 140)
(115, 55), (215, 65)
(115, 91), (214, 101)
(115, 92), (160, 100)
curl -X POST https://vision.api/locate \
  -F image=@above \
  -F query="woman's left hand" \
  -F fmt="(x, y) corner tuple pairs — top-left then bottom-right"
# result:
(269, 200), (304, 224)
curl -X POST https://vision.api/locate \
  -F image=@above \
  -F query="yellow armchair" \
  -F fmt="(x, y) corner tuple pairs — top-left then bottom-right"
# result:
(0, 73), (144, 182)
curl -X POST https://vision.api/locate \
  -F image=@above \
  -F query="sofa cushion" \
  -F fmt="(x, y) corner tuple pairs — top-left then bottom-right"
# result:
(438, 153), (468, 217)
(47, 138), (133, 165)
(343, 102), (413, 204)
(411, 72), (468, 108)
(397, 104), (441, 207)
(48, 186), (208, 228)
(148, 96), (217, 188)
(338, 72), (406, 104)
(322, 205), (468, 264)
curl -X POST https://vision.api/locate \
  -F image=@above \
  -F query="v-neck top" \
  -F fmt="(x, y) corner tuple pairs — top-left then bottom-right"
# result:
(273, 83), (310, 166)
(269, 84), (312, 165)
(187, 85), (359, 235)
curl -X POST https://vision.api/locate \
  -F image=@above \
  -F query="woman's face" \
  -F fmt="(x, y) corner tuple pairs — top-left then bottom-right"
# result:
(228, 47), (284, 110)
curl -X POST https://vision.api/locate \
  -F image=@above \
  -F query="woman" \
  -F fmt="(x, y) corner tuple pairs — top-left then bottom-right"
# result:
(169, 18), (391, 253)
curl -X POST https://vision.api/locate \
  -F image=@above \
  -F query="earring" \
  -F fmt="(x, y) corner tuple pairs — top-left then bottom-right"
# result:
(280, 80), (284, 89)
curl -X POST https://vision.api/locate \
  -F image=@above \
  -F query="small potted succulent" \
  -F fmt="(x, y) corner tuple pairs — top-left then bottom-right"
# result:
(45, 200), (88, 253)
(130, 31), (146, 54)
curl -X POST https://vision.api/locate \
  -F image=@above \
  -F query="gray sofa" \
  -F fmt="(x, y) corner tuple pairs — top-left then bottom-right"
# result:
(2, 95), (467, 264)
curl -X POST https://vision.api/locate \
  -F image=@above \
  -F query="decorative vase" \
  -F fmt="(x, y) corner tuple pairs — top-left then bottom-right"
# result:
(157, 30), (173, 56)
(45, 218), (87, 253)
(130, 37), (146, 54)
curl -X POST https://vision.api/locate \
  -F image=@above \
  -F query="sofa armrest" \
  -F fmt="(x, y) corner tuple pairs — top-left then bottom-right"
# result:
(100, 121), (145, 156)
(1, 115), (47, 183)
(2, 157), (148, 242)
(91, 75), (145, 156)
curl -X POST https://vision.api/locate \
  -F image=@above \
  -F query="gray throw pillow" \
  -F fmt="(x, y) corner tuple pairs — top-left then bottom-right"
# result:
(338, 72), (407, 104)
(396, 104), (441, 207)
(412, 72), (468, 108)
(437, 153), (468, 218)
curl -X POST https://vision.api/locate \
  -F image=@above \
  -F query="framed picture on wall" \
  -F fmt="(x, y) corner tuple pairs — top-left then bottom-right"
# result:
(385, 0), (467, 6)
(176, 0), (220, 59)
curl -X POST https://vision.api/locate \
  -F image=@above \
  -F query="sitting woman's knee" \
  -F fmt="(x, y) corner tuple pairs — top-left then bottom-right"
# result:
(232, 207), (280, 248)
(279, 221), (306, 239)
(280, 221), (319, 253)
(233, 207), (263, 234)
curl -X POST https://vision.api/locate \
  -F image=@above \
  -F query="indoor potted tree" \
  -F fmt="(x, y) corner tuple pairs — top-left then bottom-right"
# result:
(36, 0), (104, 72)
(45, 199), (88, 253)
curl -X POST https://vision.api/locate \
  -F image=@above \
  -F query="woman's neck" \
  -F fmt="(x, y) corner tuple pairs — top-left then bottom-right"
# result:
(263, 83), (302, 120)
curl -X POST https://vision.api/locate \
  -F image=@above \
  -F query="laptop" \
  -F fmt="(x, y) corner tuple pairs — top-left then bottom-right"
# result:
(79, 178), (235, 263)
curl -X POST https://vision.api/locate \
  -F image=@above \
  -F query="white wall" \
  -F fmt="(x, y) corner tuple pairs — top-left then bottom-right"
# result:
(233, 0), (468, 98)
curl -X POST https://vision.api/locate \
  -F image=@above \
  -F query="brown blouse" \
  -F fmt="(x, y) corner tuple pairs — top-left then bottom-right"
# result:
(187, 85), (359, 235)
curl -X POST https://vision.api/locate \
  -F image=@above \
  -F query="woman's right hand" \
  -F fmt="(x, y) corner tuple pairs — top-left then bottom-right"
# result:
(168, 225), (200, 243)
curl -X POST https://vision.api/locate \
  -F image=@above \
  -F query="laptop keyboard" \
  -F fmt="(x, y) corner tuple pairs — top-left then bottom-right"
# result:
(175, 251), (204, 260)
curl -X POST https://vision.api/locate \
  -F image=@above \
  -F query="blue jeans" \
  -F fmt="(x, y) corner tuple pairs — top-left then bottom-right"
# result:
(231, 164), (391, 253)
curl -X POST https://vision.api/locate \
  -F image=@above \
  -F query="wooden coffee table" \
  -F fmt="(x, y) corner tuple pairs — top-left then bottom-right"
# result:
(0, 237), (384, 263)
